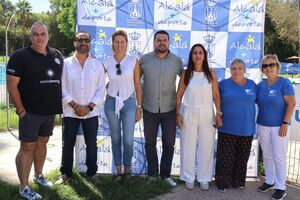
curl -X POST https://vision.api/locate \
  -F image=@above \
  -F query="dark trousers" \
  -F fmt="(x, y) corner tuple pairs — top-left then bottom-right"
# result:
(215, 131), (253, 188)
(143, 109), (176, 178)
(60, 116), (98, 177)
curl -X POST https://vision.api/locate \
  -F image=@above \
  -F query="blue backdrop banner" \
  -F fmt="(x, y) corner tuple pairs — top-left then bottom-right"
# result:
(75, 0), (266, 177)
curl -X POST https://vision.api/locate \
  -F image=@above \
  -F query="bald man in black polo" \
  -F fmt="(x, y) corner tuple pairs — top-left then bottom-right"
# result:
(7, 21), (63, 200)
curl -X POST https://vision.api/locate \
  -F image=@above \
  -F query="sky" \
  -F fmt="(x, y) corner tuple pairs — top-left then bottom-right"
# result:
(10, 0), (50, 13)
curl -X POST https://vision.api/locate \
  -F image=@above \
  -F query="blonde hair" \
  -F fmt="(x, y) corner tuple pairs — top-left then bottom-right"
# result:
(112, 30), (128, 43)
(261, 54), (281, 73)
(112, 30), (128, 52)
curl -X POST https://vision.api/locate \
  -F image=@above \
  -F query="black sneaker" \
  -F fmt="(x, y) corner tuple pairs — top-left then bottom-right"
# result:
(258, 182), (274, 192)
(271, 189), (286, 200)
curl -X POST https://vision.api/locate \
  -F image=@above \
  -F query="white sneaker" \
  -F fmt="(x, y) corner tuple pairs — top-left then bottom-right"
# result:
(163, 177), (177, 187)
(33, 174), (53, 188)
(200, 182), (209, 190)
(19, 185), (42, 200)
(185, 181), (194, 190)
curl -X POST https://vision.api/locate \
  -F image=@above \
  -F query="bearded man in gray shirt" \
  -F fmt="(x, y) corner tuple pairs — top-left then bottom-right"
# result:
(139, 30), (183, 186)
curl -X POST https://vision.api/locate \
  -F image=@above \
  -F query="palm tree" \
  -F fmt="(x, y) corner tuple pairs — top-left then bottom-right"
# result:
(15, 0), (32, 47)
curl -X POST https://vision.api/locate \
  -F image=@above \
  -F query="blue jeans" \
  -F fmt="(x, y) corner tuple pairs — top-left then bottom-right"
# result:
(60, 116), (98, 177)
(104, 94), (136, 166)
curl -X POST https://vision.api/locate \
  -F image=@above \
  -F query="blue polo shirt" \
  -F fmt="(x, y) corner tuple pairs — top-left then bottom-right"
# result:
(218, 78), (257, 136)
(256, 77), (295, 127)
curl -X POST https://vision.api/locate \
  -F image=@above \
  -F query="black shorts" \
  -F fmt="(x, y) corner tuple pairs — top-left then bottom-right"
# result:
(19, 112), (55, 142)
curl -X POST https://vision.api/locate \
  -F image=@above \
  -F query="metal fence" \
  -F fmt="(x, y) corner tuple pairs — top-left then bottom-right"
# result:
(287, 140), (300, 185)
(0, 61), (18, 131)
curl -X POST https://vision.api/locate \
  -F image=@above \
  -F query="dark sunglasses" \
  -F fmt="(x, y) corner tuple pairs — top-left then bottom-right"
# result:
(116, 63), (121, 75)
(262, 63), (277, 69)
(75, 38), (91, 44)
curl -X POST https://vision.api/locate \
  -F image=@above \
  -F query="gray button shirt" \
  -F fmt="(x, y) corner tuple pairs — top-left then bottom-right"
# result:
(139, 51), (183, 113)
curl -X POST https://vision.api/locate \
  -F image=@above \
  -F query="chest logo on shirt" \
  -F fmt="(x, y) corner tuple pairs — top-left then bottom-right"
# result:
(54, 58), (61, 65)
(245, 89), (254, 95)
(47, 69), (54, 77)
(269, 90), (277, 97)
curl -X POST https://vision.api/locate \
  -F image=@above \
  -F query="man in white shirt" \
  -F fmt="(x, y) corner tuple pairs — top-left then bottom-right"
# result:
(56, 31), (106, 184)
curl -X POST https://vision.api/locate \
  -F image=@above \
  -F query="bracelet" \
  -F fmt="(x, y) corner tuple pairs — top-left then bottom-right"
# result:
(16, 109), (25, 115)
(137, 105), (142, 108)
(282, 121), (289, 125)
(74, 105), (78, 110)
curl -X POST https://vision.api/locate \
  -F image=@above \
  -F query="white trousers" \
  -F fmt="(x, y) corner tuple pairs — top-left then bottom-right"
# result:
(180, 106), (215, 183)
(257, 124), (290, 190)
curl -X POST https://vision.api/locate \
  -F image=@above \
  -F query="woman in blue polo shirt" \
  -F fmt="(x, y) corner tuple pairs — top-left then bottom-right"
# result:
(215, 59), (257, 192)
(256, 54), (295, 200)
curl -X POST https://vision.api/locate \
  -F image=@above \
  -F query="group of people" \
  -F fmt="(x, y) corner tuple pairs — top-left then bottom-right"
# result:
(6, 21), (296, 200)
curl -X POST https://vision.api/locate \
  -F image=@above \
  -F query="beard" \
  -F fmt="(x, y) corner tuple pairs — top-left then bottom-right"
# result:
(155, 44), (168, 53)
(76, 45), (90, 54)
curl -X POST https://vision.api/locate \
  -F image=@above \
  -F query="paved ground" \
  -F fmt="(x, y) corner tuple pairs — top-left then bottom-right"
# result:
(0, 126), (299, 200)
(155, 181), (300, 200)
(0, 126), (62, 184)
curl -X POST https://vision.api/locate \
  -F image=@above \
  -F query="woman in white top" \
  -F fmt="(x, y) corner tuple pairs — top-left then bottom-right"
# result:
(102, 30), (142, 182)
(176, 43), (222, 190)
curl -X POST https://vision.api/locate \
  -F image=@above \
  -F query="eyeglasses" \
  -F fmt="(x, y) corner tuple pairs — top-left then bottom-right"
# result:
(116, 63), (121, 75)
(75, 38), (91, 44)
(262, 63), (277, 69)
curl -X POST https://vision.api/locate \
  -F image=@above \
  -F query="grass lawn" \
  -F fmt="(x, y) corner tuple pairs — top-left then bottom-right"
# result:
(0, 56), (8, 63)
(0, 107), (18, 131)
(0, 170), (174, 200)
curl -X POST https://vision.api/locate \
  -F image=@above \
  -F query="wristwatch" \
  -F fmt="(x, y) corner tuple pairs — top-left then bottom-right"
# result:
(216, 111), (222, 116)
(88, 105), (94, 111)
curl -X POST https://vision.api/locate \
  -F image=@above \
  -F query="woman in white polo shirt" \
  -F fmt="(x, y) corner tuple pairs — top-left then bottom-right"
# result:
(102, 30), (142, 182)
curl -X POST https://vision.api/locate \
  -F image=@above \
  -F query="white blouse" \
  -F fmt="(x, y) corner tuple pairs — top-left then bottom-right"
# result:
(102, 54), (137, 115)
(183, 71), (213, 108)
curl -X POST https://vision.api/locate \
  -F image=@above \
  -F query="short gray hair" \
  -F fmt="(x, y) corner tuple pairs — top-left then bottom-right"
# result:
(230, 58), (246, 69)
(30, 21), (48, 36)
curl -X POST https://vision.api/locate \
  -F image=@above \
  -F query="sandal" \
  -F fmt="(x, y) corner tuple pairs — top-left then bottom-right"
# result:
(115, 174), (123, 183)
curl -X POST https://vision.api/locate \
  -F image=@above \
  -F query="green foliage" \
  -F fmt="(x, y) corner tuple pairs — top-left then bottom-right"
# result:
(15, 0), (33, 47)
(0, 1), (15, 24)
(0, 105), (18, 131)
(15, 0), (32, 25)
(0, 56), (8, 62)
(53, 0), (76, 39)
(48, 14), (74, 56)
(265, 0), (299, 59)
(264, 13), (297, 61)
(267, 0), (299, 46)
(258, 161), (265, 176)
(29, 13), (51, 25)
(0, 170), (172, 200)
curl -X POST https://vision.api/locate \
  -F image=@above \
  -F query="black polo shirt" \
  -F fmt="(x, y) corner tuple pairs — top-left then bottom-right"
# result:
(6, 45), (63, 115)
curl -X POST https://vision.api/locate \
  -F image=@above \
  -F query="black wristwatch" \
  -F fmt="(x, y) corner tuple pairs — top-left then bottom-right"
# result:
(282, 121), (289, 125)
(88, 105), (94, 111)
